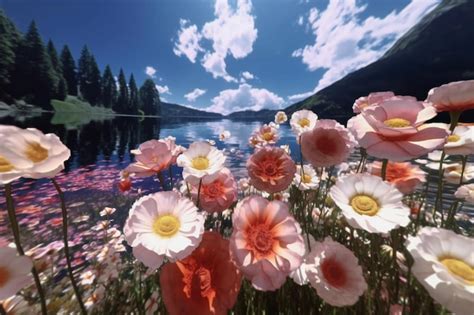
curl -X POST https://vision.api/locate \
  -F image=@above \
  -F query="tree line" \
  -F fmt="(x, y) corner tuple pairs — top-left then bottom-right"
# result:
(0, 10), (160, 116)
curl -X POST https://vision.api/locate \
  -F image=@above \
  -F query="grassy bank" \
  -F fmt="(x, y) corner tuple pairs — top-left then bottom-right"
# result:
(51, 96), (115, 115)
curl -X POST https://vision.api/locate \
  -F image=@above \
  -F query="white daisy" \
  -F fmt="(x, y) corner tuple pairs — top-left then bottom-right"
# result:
(406, 227), (474, 315)
(177, 141), (226, 183)
(444, 126), (474, 156)
(290, 109), (318, 136)
(330, 174), (411, 234)
(274, 111), (288, 124)
(0, 126), (34, 184)
(0, 247), (33, 300)
(123, 191), (205, 270)
(293, 165), (319, 190)
(443, 163), (474, 184)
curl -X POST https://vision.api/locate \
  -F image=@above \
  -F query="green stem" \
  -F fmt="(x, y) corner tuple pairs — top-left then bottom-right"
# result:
(51, 179), (87, 315)
(449, 111), (462, 132)
(4, 184), (48, 315)
(381, 159), (388, 181)
(434, 151), (446, 221)
(196, 178), (203, 208)
(459, 155), (467, 186)
(157, 171), (167, 191)
(168, 166), (174, 189)
(0, 304), (7, 315)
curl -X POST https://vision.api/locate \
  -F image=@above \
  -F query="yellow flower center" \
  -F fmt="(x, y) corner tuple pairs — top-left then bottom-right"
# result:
(152, 215), (180, 237)
(262, 132), (274, 141)
(0, 266), (10, 287)
(447, 135), (461, 142)
(298, 118), (310, 128)
(350, 194), (379, 216)
(191, 156), (209, 170)
(383, 118), (411, 128)
(0, 155), (14, 173)
(440, 257), (474, 285)
(24, 141), (49, 163)
(302, 174), (312, 184)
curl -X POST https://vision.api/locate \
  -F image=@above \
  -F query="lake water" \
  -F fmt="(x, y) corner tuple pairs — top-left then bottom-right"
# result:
(0, 113), (472, 248)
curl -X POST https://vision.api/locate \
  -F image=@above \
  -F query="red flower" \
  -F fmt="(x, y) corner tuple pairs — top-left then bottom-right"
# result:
(118, 178), (132, 192)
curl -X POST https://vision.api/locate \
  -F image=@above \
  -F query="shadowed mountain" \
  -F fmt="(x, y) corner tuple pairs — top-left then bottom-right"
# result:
(285, 0), (474, 122)
(161, 101), (222, 118)
(226, 109), (278, 120)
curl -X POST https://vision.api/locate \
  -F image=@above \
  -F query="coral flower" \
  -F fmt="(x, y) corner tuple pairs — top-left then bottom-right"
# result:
(301, 119), (356, 167)
(348, 97), (449, 161)
(426, 80), (474, 112)
(177, 141), (226, 182)
(369, 161), (426, 194)
(444, 125), (474, 156)
(290, 109), (318, 136)
(306, 237), (367, 307)
(251, 124), (279, 147)
(274, 111), (288, 124)
(330, 174), (411, 234)
(247, 146), (296, 193)
(406, 227), (474, 315)
(160, 232), (242, 315)
(189, 168), (238, 213)
(0, 247), (33, 300)
(229, 195), (305, 291)
(352, 91), (395, 113)
(126, 139), (173, 177)
(124, 191), (205, 270)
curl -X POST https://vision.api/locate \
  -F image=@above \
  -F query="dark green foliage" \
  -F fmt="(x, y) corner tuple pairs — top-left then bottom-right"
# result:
(47, 40), (67, 100)
(78, 45), (101, 105)
(0, 10), (21, 101)
(56, 75), (68, 101)
(12, 21), (57, 109)
(128, 74), (140, 114)
(60, 45), (77, 96)
(115, 69), (128, 112)
(139, 79), (160, 116)
(101, 65), (116, 108)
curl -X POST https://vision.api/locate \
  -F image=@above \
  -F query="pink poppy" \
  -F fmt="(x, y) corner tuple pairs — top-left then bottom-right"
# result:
(426, 80), (474, 112)
(126, 140), (172, 177)
(348, 97), (449, 161)
(352, 91), (396, 113)
(246, 146), (296, 193)
(229, 195), (305, 291)
(190, 167), (238, 213)
(369, 161), (426, 194)
(300, 119), (356, 168)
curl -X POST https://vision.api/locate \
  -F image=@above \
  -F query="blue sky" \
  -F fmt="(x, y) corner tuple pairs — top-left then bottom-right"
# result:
(1, 0), (440, 114)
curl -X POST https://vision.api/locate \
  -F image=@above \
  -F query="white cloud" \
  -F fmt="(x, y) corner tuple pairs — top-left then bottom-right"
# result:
(173, 0), (258, 82)
(290, 0), (440, 100)
(241, 71), (254, 80)
(297, 15), (304, 26)
(155, 85), (171, 95)
(145, 66), (157, 78)
(184, 88), (207, 102)
(207, 83), (284, 115)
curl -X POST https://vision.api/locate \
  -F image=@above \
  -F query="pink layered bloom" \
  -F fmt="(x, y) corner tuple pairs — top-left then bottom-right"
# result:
(352, 91), (396, 113)
(301, 119), (356, 168)
(426, 80), (474, 112)
(369, 161), (426, 194)
(190, 167), (238, 213)
(229, 196), (305, 291)
(249, 124), (279, 148)
(247, 146), (296, 193)
(348, 97), (449, 161)
(126, 140), (173, 177)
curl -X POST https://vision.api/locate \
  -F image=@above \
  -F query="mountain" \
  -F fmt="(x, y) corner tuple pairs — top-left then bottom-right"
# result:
(285, 0), (474, 122)
(160, 101), (222, 118)
(226, 109), (277, 120)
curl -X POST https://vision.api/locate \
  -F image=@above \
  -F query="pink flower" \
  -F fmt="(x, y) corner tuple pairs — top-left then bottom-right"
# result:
(353, 91), (395, 113)
(190, 168), (238, 213)
(348, 97), (449, 161)
(300, 119), (356, 168)
(161, 136), (185, 165)
(126, 140), (172, 176)
(229, 195), (305, 291)
(249, 124), (279, 148)
(426, 80), (474, 112)
(247, 146), (296, 193)
(369, 161), (426, 194)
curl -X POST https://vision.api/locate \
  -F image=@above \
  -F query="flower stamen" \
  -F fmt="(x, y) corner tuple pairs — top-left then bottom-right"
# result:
(0, 156), (14, 173)
(153, 215), (180, 237)
(350, 194), (379, 216)
(192, 156), (209, 170)
(24, 141), (49, 163)
(440, 257), (474, 285)
(384, 118), (411, 128)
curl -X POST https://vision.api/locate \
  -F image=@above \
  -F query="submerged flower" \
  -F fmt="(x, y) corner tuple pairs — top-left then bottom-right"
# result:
(348, 98), (448, 161)
(275, 111), (288, 124)
(229, 195), (305, 291)
(290, 109), (318, 136)
(301, 119), (355, 167)
(0, 247), (33, 300)
(247, 146), (296, 193)
(330, 174), (411, 233)
(124, 191), (205, 270)
(306, 237), (367, 307)
(455, 184), (474, 203)
(190, 167), (238, 213)
(352, 91), (396, 113)
(293, 165), (319, 190)
(444, 125), (474, 156)
(177, 141), (226, 182)
(426, 80), (474, 112)
(369, 161), (426, 194)
(406, 227), (474, 315)
(127, 139), (172, 177)
(160, 232), (242, 315)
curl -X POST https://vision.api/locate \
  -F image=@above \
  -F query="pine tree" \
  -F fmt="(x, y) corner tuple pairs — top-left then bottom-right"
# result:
(47, 39), (67, 100)
(116, 69), (128, 113)
(78, 45), (101, 105)
(78, 45), (91, 100)
(0, 10), (20, 101)
(139, 79), (160, 116)
(12, 21), (57, 108)
(88, 55), (102, 105)
(128, 74), (140, 114)
(60, 45), (77, 96)
(101, 65), (116, 108)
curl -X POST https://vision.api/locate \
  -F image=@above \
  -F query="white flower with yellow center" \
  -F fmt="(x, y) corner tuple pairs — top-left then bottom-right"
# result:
(290, 109), (318, 136)
(406, 227), (474, 315)
(0, 247), (33, 300)
(0, 126), (35, 184)
(0, 125), (70, 180)
(274, 111), (288, 124)
(219, 130), (231, 141)
(294, 165), (319, 190)
(330, 174), (411, 234)
(443, 163), (474, 184)
(444, 126), (474, 156)
(177, 141), (226, 183)
(123, 191), (204, 270)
